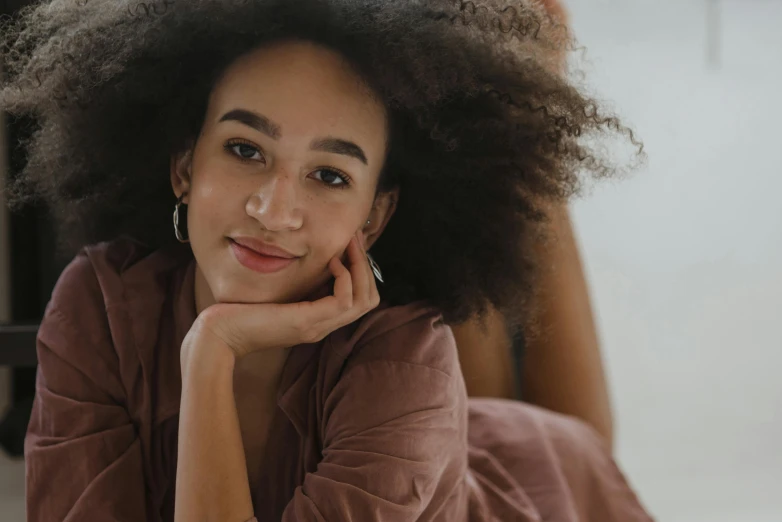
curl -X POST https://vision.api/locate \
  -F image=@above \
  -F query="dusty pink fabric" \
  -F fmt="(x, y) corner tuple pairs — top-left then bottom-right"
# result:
(25, 239), (654, 521)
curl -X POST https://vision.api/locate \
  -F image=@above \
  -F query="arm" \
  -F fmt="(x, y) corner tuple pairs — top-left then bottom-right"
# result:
(25, 257), (148, 521)
(173, 233), (383, 521)
(174, 322), (255, 522)
(175, 309), (464, 522)
(521, 0), (615, 445)
(451, 203), (614, 446)
(450, 306), (516, 399)
(521, 203), (614, 447)
(283, 313), (465, 522)
(455, 0), (614, 446)
(452, 209), (614, 447)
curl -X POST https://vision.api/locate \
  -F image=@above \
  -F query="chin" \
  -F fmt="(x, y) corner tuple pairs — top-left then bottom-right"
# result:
(202, 256), (331, 306)
(212, 282), (287, 305)
(213, 275), (318, 305)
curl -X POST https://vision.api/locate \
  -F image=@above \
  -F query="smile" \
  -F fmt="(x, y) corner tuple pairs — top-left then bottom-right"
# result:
(229, 238), (299, 274)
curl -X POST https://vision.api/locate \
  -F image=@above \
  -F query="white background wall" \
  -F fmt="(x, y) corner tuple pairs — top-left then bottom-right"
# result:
(1, 1), (781, 521)
(567, 1), (782, 520)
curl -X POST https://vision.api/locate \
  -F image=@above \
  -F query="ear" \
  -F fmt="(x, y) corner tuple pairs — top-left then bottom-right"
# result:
(362, 187), (399, 250)
(170, 148), (194, 202)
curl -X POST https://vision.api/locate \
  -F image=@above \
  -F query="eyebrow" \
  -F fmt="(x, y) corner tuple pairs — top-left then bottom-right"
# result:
(309, 137), (368, 166)
(219, 108), (368, 165)
(220, 109), (281, 139)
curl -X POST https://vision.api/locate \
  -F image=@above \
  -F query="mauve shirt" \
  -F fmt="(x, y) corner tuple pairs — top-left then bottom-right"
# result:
(25, 239), (653, 521)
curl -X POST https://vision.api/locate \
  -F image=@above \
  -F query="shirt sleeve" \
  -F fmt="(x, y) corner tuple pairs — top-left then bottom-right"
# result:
(25, 253), (148, 522)
(282, 311), (468, 522)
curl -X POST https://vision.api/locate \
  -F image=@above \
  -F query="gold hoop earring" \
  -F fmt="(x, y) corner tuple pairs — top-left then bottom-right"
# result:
(173, 194), (190, 243)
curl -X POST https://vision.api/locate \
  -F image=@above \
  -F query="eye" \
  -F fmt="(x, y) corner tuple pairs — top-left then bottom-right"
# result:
(224, 140), (264, 162)
(311, 168), (351, 188)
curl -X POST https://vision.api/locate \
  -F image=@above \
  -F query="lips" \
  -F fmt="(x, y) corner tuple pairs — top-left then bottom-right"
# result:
(230, 237), (299, 259)
(229, 237), (300, 274)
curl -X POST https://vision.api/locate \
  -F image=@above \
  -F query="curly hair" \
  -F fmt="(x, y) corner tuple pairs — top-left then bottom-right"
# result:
(0, 0), (642, 325)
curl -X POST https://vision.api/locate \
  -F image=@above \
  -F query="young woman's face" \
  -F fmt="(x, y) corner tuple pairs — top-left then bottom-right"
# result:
(171, 41), (393, 306)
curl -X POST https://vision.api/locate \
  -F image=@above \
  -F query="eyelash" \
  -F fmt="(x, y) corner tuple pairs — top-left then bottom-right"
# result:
(223, 139), (353, 189)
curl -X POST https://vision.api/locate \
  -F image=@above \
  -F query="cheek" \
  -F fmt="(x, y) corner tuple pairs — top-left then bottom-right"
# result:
(306, 203), (361, 260)
(188, 162), (244, 230)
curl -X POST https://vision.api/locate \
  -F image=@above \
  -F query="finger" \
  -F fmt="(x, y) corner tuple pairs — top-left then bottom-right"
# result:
(347, 234), (372, 308)
(290, 242), (378, 343)
(358, 234), (378, 308)
(311, 245), (371, 334)
(329, 255), (353, 312)
(297, 257), (353, 330)
(368, 263), (380, 308)
(356, 234), (380, 310)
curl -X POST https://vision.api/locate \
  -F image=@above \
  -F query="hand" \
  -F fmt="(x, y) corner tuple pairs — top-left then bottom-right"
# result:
(181, 232), (380, 366)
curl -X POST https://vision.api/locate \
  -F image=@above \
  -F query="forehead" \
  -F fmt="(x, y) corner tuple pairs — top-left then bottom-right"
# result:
(206, 41), (388, 158)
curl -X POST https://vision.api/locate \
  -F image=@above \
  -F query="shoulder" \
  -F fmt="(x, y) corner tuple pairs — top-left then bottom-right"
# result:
(322, 302), (467, 433)
(39, 237), (192, 368)
(34, 238), (155, 402)
(334, 301), (460, 380)
(40, 238), (138, 345)
(48, 237), (190, 313)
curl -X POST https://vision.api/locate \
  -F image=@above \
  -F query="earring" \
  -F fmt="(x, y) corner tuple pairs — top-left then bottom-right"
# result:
(367, 252), (384, 283)
(366, 219), (371, 225)
(173, 194), (190, 243)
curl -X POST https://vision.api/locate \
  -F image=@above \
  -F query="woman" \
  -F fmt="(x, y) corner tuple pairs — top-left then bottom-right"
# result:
(2, 1), (650, 521)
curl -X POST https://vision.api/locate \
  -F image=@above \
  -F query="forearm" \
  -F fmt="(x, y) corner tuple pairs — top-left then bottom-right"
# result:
(452, 306), (516, 399)
(175, 341), (254, 522)
(522, 203), (614, 447)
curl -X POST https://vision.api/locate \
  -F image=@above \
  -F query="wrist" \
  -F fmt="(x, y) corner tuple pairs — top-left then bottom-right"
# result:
(181, 333), (236, 380)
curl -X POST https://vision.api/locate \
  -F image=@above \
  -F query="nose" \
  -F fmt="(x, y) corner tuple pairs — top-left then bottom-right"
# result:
(245, 170), (304, 231)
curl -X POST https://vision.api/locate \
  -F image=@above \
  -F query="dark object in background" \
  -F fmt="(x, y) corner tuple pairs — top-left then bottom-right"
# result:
(0, 397), (33, 457)
(0, 0), (34, 12)
(1, 0), (67, 458)
(0, 121), (65, 457)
